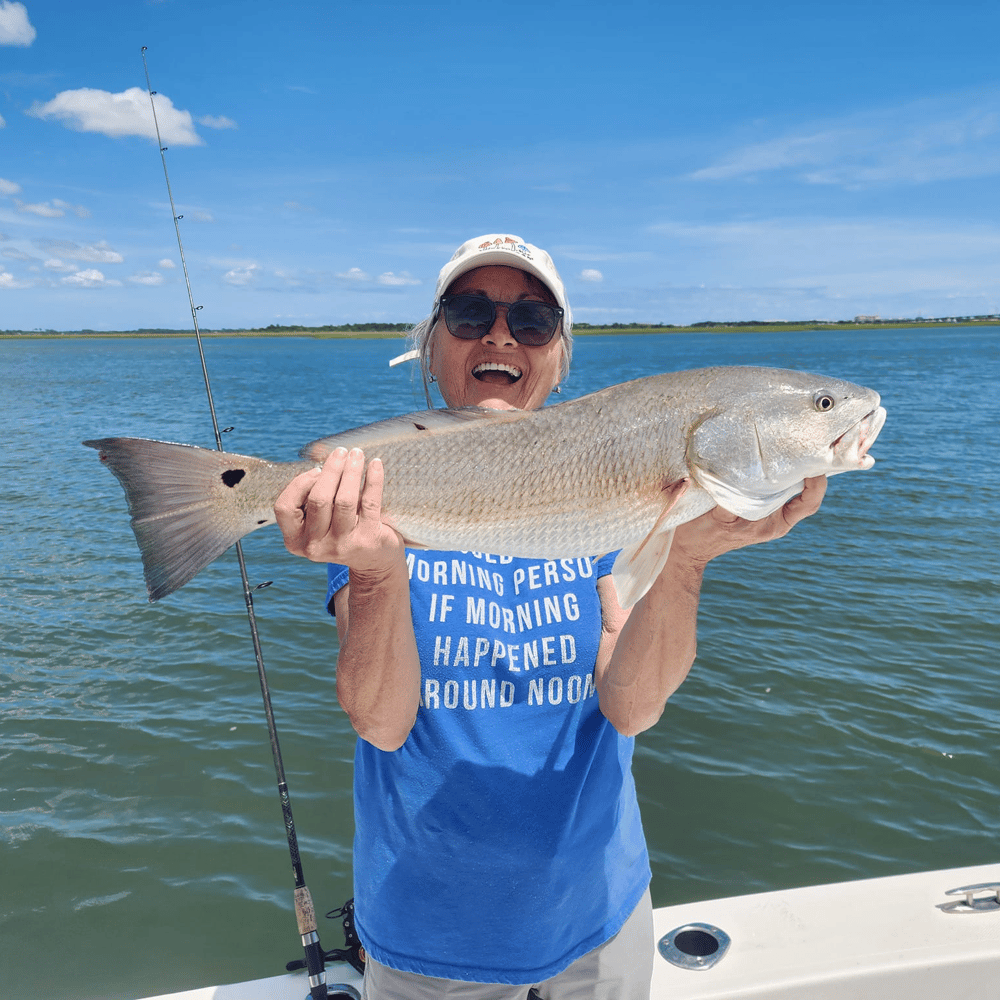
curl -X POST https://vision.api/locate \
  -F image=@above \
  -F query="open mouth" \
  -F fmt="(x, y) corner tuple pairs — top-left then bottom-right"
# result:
(831, 406), (887, 469)
(472, 362), (523, 385)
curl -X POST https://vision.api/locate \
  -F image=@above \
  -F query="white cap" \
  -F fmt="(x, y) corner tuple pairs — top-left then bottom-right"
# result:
(432, 234), (570, 319)
(389, 234), (573, 378)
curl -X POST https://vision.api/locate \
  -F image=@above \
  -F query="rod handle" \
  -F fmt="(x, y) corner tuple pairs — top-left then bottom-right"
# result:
(295, 885), (318, 935)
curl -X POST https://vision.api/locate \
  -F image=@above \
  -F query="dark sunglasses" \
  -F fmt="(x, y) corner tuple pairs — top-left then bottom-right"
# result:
(438, 294), (564, 347)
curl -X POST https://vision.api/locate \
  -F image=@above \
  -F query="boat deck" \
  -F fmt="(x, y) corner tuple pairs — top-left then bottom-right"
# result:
(140, 862), (1000, 1000)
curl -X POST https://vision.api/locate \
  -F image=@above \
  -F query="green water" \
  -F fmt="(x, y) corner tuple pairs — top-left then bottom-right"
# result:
(2, 329), (998, 998)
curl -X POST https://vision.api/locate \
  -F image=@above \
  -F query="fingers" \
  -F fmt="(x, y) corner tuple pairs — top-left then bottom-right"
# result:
(274, 447), (395, 566)
(674, 475), (829, 568)
(781, 475), (827, 529)
(274, 465), (324, 541)
(358, 457), (385, 528)
(329, 447), (366, 536)
(275, 447), (358, 556)
(709, 507), (740, 526)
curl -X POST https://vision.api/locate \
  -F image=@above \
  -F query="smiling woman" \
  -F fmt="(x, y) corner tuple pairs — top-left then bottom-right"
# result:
(270, 233), (831, 999)
(427, 266), (565, 410)
(407, 234), (575, 409)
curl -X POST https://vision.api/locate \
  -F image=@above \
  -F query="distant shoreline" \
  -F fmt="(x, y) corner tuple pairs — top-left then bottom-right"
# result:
(2, 319), (998, 341)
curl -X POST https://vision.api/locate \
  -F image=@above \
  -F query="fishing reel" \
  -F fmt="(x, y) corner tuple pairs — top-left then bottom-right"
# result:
(285, 897), (367, 977)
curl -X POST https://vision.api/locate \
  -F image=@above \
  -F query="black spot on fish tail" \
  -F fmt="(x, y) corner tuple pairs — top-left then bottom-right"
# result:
(221, 469), (246, 487)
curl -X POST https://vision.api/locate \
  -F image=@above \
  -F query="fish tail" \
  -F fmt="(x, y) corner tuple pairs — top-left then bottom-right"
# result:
(83, 437), (277, 601)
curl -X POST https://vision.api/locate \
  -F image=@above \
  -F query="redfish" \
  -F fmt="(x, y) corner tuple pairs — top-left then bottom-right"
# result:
(85, 366), (885, 607)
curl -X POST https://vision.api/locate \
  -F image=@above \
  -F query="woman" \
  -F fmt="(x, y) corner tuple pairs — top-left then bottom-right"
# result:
(274, 235), (826, 999)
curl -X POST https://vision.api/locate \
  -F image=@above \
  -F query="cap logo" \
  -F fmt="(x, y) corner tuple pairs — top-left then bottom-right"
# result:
(475, 236), (534, 260)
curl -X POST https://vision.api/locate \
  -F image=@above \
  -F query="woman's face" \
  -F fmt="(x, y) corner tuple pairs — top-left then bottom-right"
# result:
(428, 265), (564, 411)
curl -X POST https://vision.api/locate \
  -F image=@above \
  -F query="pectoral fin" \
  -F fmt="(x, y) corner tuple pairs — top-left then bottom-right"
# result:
(612, 529), (676, 609)
(688, 411), (802, 521)
(695, 467), (804, 521)
(610, 479), (688, 608)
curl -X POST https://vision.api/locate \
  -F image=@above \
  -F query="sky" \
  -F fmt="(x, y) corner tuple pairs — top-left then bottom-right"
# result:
(1, 0), (999, 331)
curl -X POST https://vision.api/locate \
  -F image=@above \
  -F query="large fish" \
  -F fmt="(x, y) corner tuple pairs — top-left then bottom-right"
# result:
(84, 366), (885, 607)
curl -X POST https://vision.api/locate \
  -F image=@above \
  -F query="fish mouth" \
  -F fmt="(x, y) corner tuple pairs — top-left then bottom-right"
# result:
(831, 406), (887, 469)
(472, 362), (523, 385)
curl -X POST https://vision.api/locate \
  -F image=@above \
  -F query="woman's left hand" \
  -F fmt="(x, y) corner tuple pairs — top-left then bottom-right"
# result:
(671, 475), (828, 569)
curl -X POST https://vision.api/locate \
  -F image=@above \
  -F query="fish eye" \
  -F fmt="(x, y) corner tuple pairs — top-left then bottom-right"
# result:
(814, 393), (836, 412)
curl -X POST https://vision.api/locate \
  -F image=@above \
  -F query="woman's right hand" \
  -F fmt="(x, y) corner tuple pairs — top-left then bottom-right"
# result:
(274, 446), (405, 575)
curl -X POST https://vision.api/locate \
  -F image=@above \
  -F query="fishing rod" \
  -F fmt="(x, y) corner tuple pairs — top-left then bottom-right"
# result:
(140, 47), (334, 1000)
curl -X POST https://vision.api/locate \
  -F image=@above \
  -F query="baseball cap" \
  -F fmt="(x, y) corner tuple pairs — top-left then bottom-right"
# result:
(389, 234), (573, 372)
(433, 234), (570, 318)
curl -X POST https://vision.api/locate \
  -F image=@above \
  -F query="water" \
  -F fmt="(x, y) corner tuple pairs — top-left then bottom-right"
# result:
(2, 329), (998, 999)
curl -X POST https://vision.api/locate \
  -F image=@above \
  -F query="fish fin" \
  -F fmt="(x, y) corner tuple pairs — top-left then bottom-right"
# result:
(301, 407), (530, 462)
(84, 438), (274, 601)
(695, 466), (804, 521)
(610, 479), (688, 608)
(612, 529), (676, 609)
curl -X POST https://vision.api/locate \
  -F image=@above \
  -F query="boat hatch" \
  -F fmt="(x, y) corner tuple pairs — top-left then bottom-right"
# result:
(313, 986), (361, 1000)
(657, 922), (731, 970)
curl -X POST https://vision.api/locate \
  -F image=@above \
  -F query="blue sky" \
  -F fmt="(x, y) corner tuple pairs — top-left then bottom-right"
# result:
(1, 0), (999, 330)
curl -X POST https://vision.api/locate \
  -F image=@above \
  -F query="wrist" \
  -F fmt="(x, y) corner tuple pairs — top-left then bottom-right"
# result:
(659, 545), (707, 596)
(348, 555), (408, 593)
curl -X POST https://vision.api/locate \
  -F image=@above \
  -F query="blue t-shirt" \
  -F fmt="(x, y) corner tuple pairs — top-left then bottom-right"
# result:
(326, 550), (650, 984)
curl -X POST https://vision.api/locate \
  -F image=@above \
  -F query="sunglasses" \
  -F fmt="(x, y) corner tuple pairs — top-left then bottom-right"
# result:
(438, 294), (564, 347)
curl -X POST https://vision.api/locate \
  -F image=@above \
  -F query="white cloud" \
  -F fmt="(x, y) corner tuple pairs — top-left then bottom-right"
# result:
(52, 198), (90, 218)
(0, 269), (34, 288)
(43, 258), (77, 273)
(580, 269), (603, 283)
(13, 197), (89, 218)
(222, 263), (260, 286)
(0, 1), (35, 46)
(0, 177), (22, 196)
(327, 266), (424, 290)
(273, 268), (305, 287)
(14, 198), (60, 217)
(60, 268), (121, 288)
(27, 87), (203, 145)
(337, 267), (371, 282)
(689, 91), (1000, 188)
(0, 112), (5, 127)
(158, 258), (176, 269)
(35, 239), (123, 263)
(197, 114), (237, 130)
(377, 271), (421, 286)
(128, 270), (164, 286)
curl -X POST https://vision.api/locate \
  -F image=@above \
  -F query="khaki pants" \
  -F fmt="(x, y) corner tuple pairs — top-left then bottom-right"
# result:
(362, 889), (653, 1000)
